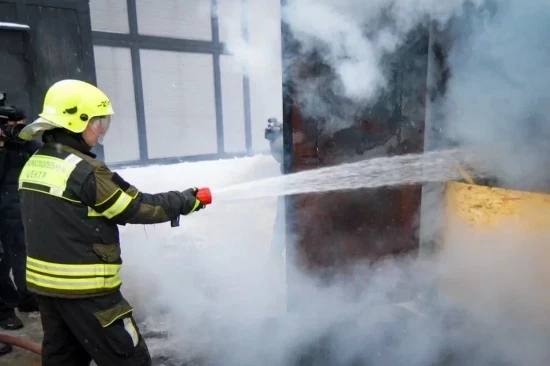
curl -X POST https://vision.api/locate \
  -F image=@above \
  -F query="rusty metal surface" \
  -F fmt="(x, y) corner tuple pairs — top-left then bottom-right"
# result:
(286, 102), (427, 276)
(288, 114), (425, 275)
(282, 30), (430, 277)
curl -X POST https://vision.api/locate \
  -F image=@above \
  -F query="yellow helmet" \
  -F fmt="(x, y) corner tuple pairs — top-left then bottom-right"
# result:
(19, 79), (114, 141)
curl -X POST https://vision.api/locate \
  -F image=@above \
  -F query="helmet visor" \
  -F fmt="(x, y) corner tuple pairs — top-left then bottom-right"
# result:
(90, 116), (111, 145)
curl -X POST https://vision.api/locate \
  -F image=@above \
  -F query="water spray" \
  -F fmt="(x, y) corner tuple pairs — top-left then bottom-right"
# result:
(208, 149), (483, 203)
(167, 149), (483, 228)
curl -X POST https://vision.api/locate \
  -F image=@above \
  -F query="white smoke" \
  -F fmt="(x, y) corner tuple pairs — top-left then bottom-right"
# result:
(118, 1), (550, 365)
(440, 0), (550, 191)
(282, 0), (483, 102)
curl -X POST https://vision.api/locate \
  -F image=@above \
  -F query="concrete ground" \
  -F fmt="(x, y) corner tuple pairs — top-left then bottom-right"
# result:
(0, 312), (185, 366)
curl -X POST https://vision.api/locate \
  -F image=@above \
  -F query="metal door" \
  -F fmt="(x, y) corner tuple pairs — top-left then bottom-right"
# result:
(0, 25), (32, 115)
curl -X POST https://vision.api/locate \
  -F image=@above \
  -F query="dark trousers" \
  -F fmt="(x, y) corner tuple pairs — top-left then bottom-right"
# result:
(37, 291), (152, 366)
(0, 218), (32, 318)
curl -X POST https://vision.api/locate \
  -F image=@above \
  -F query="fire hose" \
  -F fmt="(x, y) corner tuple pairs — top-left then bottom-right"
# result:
(0, 333), (41, 355)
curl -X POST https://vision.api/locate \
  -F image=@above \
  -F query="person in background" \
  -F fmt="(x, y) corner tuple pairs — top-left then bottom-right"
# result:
(264, 117), (286, 260)
(0, 105), (41, 334)
(265, 117), (284, 170)
(0, 104), (42, 356)
(0, 241), (12, 356)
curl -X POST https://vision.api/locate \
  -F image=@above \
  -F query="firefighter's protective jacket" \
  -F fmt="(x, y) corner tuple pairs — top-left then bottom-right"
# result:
(18, 131), (200, 299)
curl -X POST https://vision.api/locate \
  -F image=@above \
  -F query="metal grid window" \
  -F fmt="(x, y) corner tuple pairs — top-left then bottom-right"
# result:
(90, 0), (253, 167)
(220, 55), (246, 153)
(140, 50), (218, 158)
(93, 46), (140, 163)
(136, 0), (212, 41)
(90, 0), (129, 34)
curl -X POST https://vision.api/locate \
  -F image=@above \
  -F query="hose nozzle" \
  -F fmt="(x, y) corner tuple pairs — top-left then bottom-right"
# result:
(196, 187), (212, 205)
(171, 187), (212, 227)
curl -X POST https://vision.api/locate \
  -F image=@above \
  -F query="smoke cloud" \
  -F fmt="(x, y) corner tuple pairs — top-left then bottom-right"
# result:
(282, 0), (481, 102)
(439, 0), (550, 191)
(118, 0), (550, 365)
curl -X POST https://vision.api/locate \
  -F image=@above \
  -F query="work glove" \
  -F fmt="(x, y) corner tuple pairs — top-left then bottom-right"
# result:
(180, 187), (206, 215)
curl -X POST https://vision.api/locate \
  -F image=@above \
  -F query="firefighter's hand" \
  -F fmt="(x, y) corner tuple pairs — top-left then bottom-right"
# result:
(180, 187), (206, 215)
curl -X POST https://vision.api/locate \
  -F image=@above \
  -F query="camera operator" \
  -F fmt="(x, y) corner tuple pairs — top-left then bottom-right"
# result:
(0, 104), (42, 332)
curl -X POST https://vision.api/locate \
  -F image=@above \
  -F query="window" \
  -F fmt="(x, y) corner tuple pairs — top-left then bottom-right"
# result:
(90, 0), (129, 33)
(247, 0), (283, 152)
(217, 0), (242, 43)
(94, 46), (140, 163)
(140, 50), (218, 158)
(136, 0), (212, 40)
(220, 55), (246, 153)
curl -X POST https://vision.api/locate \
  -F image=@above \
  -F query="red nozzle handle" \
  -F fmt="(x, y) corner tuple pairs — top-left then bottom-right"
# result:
(196, 187), (212, 205)
(170, 187), (212, 228)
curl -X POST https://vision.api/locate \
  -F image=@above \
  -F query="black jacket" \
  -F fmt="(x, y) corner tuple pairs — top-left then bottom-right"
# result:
(19, 130), (201, 299)
(0, 139), (42, 222)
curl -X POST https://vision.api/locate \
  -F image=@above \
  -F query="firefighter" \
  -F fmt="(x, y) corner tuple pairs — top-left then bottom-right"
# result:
(17, 79), (207, 366)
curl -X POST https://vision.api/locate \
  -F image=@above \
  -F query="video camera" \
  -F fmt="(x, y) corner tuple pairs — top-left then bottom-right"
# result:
(0, 92), (26, 143)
